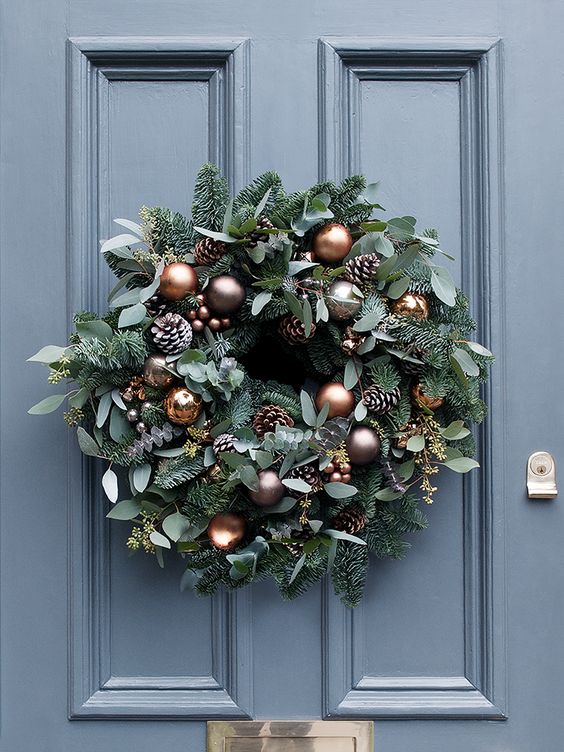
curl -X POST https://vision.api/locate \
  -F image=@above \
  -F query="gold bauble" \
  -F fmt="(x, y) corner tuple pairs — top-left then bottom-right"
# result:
(314, 382), (355, 418)
(164, 386), (203, 425)
(143, 354), (176, 389)
(411, 383), (444, 411)
(391, 292), (429, 320)
(207, 512), (246, 551)
(158, 262), (199, 301)
(311, 223), (353, 263)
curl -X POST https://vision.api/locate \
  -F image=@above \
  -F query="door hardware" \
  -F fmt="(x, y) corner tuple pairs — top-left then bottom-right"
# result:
(527, 451), (557, 499)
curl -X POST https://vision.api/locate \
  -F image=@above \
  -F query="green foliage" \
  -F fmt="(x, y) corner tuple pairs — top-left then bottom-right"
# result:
(233, 171), (285, 215)
(142, 206), (195, 255)
(192, 163), (229, 232)
(154, 454), (205, 489)
(331, 542), (369, 608)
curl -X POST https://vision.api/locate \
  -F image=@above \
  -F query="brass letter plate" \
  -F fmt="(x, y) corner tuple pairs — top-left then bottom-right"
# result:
(207, 721), (373, 752)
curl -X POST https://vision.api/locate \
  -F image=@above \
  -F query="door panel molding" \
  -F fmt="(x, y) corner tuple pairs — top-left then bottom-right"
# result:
(66, 37), (252, 719)
(319, 37), (507, 720)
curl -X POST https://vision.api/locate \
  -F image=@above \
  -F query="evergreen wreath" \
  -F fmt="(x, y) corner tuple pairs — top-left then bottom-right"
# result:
(29, 164), (493, 607)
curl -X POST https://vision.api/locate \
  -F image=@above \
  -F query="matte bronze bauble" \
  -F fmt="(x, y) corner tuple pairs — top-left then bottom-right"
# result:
(158, 262), (199, 301)
(314, 382), (355, 418)
(248, 469), (285, 508)
(207, 512), (246, 551)
(345, 426), (381, 465)
(391, 292), (429, 320)
(312, 223), (353, 263)
(143, 354), (176, 389)
(325, 280), (363, 321)
(411, 383), (444, 411)
(164, 386), (203, 425)
(205, 275), (246, 314)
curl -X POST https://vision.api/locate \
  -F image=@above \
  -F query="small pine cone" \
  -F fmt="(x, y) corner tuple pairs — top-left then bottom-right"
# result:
(341, 326), (366, 356)
(213, 433), (237, 455)
(362, 385), (401, 415)
(331, 506), (367, 535)
(247, 216), (274, 247)
(194, 237), (227, 266)
(399, 348), (427, 377)
(150, 312), (193, 355)
(253, 404), (295, 438)
(286, 528), (313, 556)
(144, 292), (168, 318)
(344, 253), (380, 288)
(278, 315), (317, 345)
(286, 463), (322, 496)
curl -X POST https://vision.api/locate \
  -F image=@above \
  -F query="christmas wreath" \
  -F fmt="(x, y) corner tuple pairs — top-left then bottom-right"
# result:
(29, 164), (493, 607)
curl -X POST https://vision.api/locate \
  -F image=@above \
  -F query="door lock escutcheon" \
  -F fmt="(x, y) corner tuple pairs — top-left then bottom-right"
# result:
(527, 451), (557, 499)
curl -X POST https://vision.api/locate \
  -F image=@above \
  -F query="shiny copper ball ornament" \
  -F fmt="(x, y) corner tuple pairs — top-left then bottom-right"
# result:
(345, 426), (381, 465)
(143, 354), (176, 389)
(208, 317), (222, 332)
(314, 382), (355, 418)
(312, 223), (353, 263)
(164, 386), (203, 425)
(411, 383), (444, 411)
(205, 275), (246, 314)
(391, 292), (429, 320)
(248, 469), (285, 508)
(325, 280), (363, 321)
(207, 512), (246, 551)
(191, 320), (205, 333)
(158, 262), (199, 301)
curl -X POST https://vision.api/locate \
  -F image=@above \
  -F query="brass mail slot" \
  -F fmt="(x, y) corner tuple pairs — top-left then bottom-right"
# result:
(207, 721), (374, 752)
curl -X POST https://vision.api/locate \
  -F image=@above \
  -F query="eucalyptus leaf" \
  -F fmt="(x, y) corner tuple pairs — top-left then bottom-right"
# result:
(406, 434), (425, 452)
(344, 357), (362, 389)
(465, 341), (493, 357)
(430, 266), (457, 306)
(180, 567), (200, 592)
(452, 347), (480, 376)
(193, 226), (237, 243)
(325, 529), (367, 545)
(133, 463), (152, 493)
(300, 390), (317, 427)
(76, 427), (100, 456)
(106, 498), (141, 520)
(323, 482), (358, 499)
(162, 512), (192, 542)
(375, 488), (404, 501)
(76, 319), (113, 341)
(443, 457), (480, 473)
(118, 302), (147, 328)
(102, 467), (119, 503)
(150, 531), (171, 549)
(352, 311), (380, 332)
(238, 464), (260, 491)
(387, 276), (411, 299)
(100, 233), (142, 254)
(251, 290), (272, 315)
(113, 218), (143, 237)
(289, 553), (307, 584)
(96, 391), (113, 428)
(28, 393), (66, 415)
(281, 478), (311, 493)
(27, 345), (67, 363)
(109, 405), (130, 442)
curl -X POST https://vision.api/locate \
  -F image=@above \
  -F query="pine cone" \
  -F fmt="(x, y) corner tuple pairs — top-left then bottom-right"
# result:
(247, 216), (274, 247)
(253, 404), (295, 438)
(398, 348), (427, 377)
(286, 462), (322, 496)
(144, 292), (168, 318)
(341, 326), (366, 356)
(213, 433), (237, 455)
(150, 312), (193, 355)
(331, 506), (367, 535)
(194, 237), (227, 266)
(285, 528), (313, 556)
(278, 315), (317, 345)
(344, 253), (380, 288)
(362, 385), (401, 414)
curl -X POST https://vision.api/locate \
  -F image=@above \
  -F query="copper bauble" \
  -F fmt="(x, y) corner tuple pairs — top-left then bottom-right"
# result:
(345, 426), (381, 465)
(411, 383), (444, 411)
(205, 275), (246, 314)
(314, 382), (355, 418)
(391, 292), (429, 320)
(164, 386), (203, 425)
(248, 469), (285, 507)
(158, 262), (199, 301)
(312, 223), (353, 263)
(143, 354), (176, 389)
(207, 512), (246, 551)
(325, 280), (363, 321)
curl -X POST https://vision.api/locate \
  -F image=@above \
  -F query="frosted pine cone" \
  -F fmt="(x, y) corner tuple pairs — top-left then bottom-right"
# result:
(344, 253), (380, 288)
(150, 312), (192, 355)
(253, 404), (295, 438)
(193, 237), (226, 266)
(362, 385), (401, 415)
(213, 433), (237, 455)
(247, 216), (274, 247)
(144, 292), (168, 318)
(285, 462), (322, 496)
(331, 506), (367, 535)
(278, 315), (316, 345)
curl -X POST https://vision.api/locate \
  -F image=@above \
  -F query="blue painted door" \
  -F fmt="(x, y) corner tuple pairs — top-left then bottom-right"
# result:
(3, 1), (564, 750)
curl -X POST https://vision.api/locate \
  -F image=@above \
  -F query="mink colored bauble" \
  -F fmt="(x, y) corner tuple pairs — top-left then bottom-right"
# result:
(143, 354), (176, 389)
(391, 292), (429, 320)
(158, 262), (199, 301)
(314, 382), (355, 418)
(312, 223), (353, 263)
(207, 512), (246, 551)
(411, 382), (444, 411)
(205, 275), (246, 314)
(248, 469), (285, 507)
(345, 426), (381, 465)
(325, 280), (363, 321)
(164, 386), (203, 425)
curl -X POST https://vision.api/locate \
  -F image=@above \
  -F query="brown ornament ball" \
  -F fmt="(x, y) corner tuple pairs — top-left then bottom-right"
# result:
(325, 280), (363, 321)
(158, 262), (199, 301)
(208, 317), (222, 332)
(143, 354), (176, 389)
(345, 426), (381, 465)
(411, 383), (444, 411)
(248, 469), (285, 508)
(207, 512), (246, 551)
(191, 319), (205, 333)
(164, 386), (203, 425)
(314, 382), (355, 418)
(205, 275), (246, 314)
(391, 292), (429, 320)
(312, 223), (353, 263)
